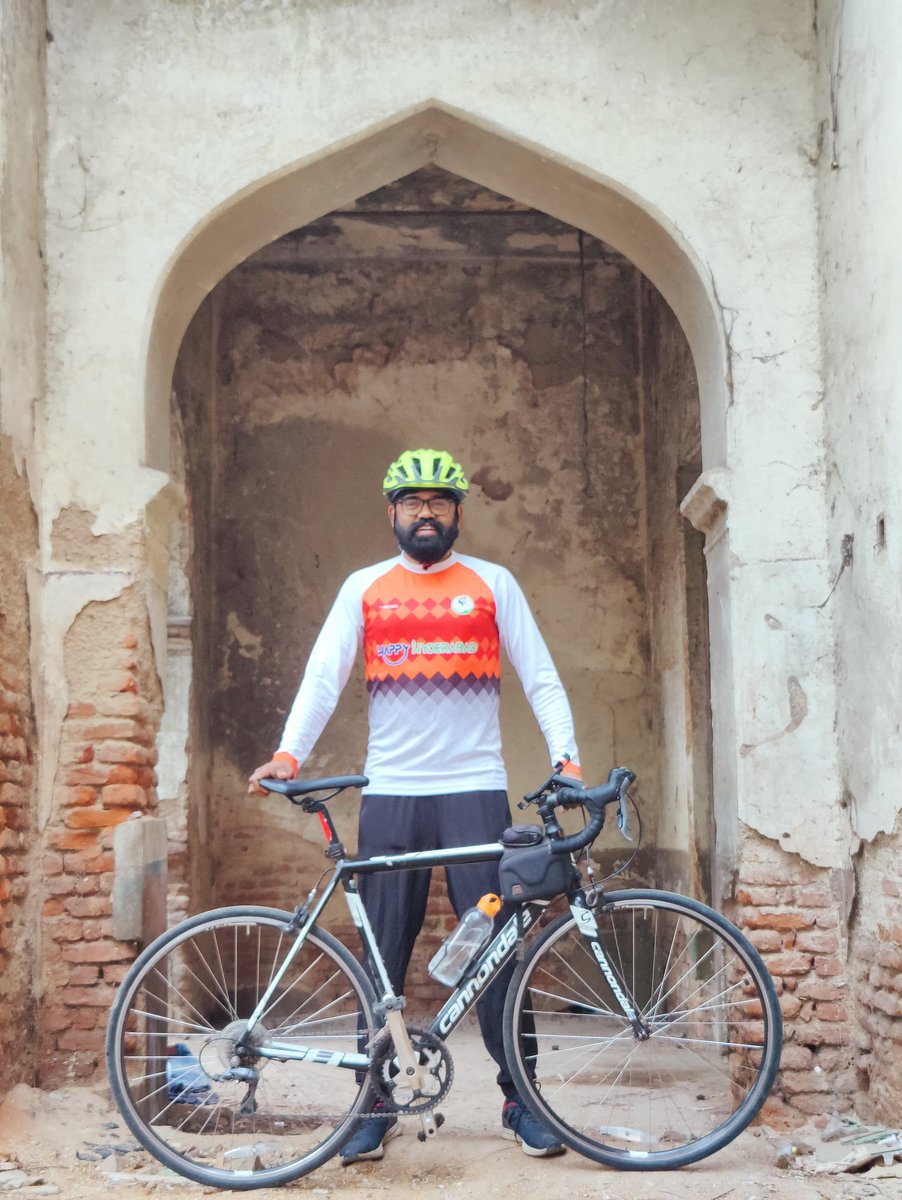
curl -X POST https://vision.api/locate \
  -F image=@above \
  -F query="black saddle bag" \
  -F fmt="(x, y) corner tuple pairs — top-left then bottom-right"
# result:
(498, 824), (577, 902)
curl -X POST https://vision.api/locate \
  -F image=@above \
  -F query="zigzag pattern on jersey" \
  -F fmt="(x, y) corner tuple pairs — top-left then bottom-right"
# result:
(362, 562), (501, 694)
(367, 671), (501, 698)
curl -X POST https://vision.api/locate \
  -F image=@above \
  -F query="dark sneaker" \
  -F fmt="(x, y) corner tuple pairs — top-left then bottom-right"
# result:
(501, 1098), (565, 1158)
(340, 1114), (401, 1164)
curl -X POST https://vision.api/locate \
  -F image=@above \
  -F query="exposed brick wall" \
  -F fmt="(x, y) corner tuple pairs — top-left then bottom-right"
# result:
(0, 443), (38, 1089)
(733, 829), (858, 1120)
(849, 842), (902, 1120)
(0, 646), (36, 1078)
(38, 590), (161, 1086)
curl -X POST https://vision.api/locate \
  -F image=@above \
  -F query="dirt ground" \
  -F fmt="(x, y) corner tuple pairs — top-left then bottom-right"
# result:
(0, 1028), (897, 1200)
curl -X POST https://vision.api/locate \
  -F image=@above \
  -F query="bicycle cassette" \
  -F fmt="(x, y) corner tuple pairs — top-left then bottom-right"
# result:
(370, 1027), (454, 1113)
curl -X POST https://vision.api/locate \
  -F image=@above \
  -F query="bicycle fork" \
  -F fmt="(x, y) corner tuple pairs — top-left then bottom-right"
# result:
(570, 896), (650, 1040)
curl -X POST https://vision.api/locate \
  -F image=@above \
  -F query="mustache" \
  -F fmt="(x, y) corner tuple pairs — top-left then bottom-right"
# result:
(412, 518), (442, 534)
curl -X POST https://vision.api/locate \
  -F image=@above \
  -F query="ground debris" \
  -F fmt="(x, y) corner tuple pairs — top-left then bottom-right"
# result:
(766, 1116), (902, 1176)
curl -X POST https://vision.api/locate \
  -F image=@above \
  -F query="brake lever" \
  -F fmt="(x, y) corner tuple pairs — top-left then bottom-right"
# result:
(616, 777), (635, 842)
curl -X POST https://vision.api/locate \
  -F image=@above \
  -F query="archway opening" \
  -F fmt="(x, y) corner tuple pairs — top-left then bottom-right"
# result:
(160, 160), (713, 992)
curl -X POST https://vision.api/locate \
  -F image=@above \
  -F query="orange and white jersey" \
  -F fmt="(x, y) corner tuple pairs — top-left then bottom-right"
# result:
(278, 552), (580, 795)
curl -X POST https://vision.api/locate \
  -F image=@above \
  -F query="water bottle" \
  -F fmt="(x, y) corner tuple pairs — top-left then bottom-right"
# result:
(428, 893), (502, 987)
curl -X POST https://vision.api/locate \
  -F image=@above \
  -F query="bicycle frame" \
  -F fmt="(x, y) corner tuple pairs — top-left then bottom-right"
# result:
(240, 836), (641, 1071)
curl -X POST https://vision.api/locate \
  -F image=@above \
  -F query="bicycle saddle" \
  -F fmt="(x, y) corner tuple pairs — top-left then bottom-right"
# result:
(259, 775), (369, 797)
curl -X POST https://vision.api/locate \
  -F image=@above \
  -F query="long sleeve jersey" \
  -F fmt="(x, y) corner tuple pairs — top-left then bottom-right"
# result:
(277, 552), (580, 795)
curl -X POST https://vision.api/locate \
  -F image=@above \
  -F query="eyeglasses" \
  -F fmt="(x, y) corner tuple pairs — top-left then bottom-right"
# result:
(394, 495), (457, 517)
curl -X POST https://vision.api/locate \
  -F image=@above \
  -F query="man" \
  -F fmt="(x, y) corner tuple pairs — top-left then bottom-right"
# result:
(249, 448), (583, 1163)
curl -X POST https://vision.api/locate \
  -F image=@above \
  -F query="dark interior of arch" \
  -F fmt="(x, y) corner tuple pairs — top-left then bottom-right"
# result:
(166, 166), (711, 986)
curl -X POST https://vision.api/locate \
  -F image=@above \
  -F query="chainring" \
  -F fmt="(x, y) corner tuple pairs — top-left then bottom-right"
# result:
(370, 1027), (454, 1113)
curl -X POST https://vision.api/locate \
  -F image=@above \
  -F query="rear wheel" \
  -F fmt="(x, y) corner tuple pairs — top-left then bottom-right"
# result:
(503, 890), (782, 1169)
(106, 906), (377, 1190)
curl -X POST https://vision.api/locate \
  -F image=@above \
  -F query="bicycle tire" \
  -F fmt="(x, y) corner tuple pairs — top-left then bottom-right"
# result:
(106, 905), (377, 1190)
(503, 889), (782, 1169)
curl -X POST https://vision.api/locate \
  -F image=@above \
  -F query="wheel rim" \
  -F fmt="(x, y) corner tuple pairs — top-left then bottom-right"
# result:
(109, 913), (373, 1185)
(513, 899), (779, 1163)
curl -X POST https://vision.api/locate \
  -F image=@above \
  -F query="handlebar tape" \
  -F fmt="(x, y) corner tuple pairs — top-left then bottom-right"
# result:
(549, 767), (635, 855)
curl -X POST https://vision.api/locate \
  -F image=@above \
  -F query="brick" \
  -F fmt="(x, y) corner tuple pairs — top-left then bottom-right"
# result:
(736, 886), (794, 907)
(876, 945), (902, 971)
(71, 1008), (100, 1030)
(75, 877), (100, 896)
(41, 1009), (72, 1034)
(790, 1022), (850, 1047)
(68, 965), (101, 986)
(815, 1002), (849, 1022)
(48, 830), (98, 852)
(0, 782), (23, 807)
(779, 1045), (814, 1070)
(48, 918), (88, 943)
(0, 828), (23, 851)
(814, 957), (844, 977)
(739, 909), (814, 932)
(63, 765), (114, 787)
(58, 786), (97, 808)
(798, 979), (847, 1001)
(795, 931), (839, 954)
(61, 941), (131, 964)
(107, 764), (140, 785)
(62, 985), (117, 1008)
(42, 899), (66, 917)
(64, 896), (112, 918)
(66, 701), (97, 718)
(882, 878), (902, 898)
(779, 994), (802, 1019)
(780, 1069), (832, 1095)
(100, 784), (147, 808)
(95, 741), (155, 766)
(767, 952), (813, 976)
(67, 744), (95, 765)
(44, 874), (80, 897)
(64, 806), (133, 830)
(76, 719), (144, 741)
(56, 1030), (103, 1052)
(102, 963), (132, 985)
(64, 850), (113, 874)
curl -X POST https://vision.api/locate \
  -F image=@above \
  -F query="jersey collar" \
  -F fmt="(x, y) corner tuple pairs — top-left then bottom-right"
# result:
(398, 551), (459, 574)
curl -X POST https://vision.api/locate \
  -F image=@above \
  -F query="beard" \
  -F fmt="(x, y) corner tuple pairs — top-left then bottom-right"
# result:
(394, 513), (459, 565)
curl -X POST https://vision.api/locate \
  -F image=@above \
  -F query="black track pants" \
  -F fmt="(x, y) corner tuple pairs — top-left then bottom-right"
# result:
(357, 790), (519, 1101)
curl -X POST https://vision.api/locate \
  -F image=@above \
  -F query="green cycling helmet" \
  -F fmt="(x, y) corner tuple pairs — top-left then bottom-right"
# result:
(383, 449), (469, 500)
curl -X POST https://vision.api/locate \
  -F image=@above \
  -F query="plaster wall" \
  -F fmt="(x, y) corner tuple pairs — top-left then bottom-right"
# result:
(36, 0), (846, 883)
(816, 0), (902, 1116)
(0, 0), (45, 1089)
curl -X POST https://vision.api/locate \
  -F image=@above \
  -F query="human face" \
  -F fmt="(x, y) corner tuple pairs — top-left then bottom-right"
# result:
(389, 490), (461, 564)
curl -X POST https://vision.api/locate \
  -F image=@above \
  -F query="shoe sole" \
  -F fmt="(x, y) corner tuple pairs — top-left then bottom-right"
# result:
(340, 1120), (402, 1164)
(501, 1127), (566, 1158)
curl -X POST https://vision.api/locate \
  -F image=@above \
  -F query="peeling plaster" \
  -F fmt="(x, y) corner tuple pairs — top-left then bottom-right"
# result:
(29, 567), (133, 830)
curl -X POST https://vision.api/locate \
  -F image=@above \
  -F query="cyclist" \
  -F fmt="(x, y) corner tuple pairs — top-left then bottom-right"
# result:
(249, 448), (583, 1163)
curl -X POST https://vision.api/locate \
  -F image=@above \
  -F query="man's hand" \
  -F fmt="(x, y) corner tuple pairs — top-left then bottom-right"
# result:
(248, 754), (298, 796)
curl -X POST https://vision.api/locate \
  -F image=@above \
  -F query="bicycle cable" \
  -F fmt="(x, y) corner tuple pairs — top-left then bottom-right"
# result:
(582, 791), (643, 887)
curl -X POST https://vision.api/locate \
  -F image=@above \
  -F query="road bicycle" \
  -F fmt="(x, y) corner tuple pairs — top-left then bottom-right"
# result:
(106, 765), (782, 1190)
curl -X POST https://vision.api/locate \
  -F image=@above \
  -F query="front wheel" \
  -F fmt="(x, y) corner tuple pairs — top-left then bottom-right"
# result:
(503, 890), (782, 1169)
(106, 906), (377, 1190)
